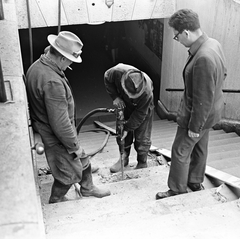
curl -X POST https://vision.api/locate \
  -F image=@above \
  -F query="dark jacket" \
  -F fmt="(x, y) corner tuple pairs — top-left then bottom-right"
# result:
(177, 33), (227, 133)
(26, 54), (79, 154)
(104, 63), (154, 131)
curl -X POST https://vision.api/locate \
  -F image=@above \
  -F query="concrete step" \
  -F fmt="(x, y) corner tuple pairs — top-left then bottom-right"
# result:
(208, 157), (240, 171)
(44, 199), (240, 239)
(42, 167), (239, 239)
(40, 165), (170, 204)
(208, 142), (240, 154)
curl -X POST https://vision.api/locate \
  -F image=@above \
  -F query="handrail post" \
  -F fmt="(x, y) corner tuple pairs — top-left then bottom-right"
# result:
(0, 0), (4, 20)
(0, 59), (7, 102)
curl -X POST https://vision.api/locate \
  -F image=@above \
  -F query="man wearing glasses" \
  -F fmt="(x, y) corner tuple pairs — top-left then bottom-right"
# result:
(156, 9), (227, 199)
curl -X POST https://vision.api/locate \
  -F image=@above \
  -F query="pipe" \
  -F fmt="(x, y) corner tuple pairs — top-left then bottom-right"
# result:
(76, 107), (115, 158)
(26, 0), (33, 65)
(58, 0), (61, 33)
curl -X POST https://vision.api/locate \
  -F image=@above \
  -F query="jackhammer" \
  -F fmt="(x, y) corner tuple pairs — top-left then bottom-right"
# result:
(115, 107), (126, 180)
(36, 107), (126, 181)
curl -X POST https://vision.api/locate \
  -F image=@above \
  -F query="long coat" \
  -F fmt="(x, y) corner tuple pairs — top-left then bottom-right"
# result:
(26, 54), (84, 184)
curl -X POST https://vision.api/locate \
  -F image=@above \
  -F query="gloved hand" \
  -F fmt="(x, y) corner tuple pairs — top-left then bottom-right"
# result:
(113, 97), (125, 109)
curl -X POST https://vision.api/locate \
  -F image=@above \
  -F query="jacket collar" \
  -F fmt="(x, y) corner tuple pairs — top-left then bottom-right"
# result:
(188, 32), (209, 56)
(40, 54), (65, 78)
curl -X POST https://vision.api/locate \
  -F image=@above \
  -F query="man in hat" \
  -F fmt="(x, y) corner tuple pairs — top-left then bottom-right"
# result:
(156, 9), (227, 199)
(26, 31), (111, 203)
(104, 63), (154, 173)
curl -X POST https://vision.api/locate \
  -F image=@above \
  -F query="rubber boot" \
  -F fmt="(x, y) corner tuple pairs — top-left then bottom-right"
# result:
(110, 147), (130, 173)
(80, 164), (111, 198)
(49, 179), (72, 204)
(135, 154), (148, 169)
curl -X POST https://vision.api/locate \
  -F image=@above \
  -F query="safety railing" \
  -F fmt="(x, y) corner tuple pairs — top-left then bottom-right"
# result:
(166, 88), (240, 93)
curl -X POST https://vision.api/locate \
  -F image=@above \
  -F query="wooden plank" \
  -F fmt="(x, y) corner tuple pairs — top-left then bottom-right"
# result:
(94, 120), (116, 135)
(152, 147), (240, 189)
(205, 166), (240, 189)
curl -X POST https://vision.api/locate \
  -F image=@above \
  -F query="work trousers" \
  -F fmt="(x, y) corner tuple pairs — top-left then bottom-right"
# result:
(122, 108), (154, 156)
(168, 126), (210, 193)
(45, 143), (89, 185)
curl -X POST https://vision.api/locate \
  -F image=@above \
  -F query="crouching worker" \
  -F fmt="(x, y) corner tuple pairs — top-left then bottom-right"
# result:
(26, 31), (111, 203)
(104, 63), (154, 173)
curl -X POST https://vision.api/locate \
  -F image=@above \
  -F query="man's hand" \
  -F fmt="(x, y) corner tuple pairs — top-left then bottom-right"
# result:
(121, 130), (128, 141)
(188, 129), (200, 138)
(113, 97), (125, 109)
(74, 146), (86, 160)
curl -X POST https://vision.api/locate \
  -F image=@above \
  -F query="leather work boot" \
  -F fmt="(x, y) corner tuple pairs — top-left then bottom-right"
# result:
(110, 147), (130, 173)
(156, 190), (181, 200)
(134, 154), (148, 170)
(135, 162), (148, 169)
(49, 179), (72, 204)
(80, 164), (111, 198)
(187, 183), (204, 191)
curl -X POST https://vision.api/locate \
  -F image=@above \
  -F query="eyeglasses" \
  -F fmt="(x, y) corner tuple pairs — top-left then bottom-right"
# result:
(173, 32), (180, 41)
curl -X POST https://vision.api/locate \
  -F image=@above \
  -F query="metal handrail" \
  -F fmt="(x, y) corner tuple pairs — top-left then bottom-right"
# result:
(58, 0), (61, 33)
(166, 88), (240, 93)
(26, 0), (33, 65)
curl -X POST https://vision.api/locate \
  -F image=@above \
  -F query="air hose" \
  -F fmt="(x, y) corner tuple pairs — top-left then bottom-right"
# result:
(76, 107), (116, 158)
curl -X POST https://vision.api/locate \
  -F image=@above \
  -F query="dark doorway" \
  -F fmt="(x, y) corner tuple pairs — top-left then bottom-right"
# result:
(19, 21), (160, 120)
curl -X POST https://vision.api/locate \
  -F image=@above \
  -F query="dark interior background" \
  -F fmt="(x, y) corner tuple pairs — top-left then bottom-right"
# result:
(19, 21), (160, 121)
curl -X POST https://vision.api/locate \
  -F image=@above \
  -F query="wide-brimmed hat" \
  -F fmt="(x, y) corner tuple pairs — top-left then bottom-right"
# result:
(47, 31), (83, 63)
(121, 69), (146, 99)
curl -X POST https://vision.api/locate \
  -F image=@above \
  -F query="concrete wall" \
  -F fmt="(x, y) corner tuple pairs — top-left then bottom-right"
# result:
(16, 0), (175, 28)
(124, 19), (164, 104)
(124, 19), (164, 77)
(0, 0), (45, 238)
(160, 0), (240, 120)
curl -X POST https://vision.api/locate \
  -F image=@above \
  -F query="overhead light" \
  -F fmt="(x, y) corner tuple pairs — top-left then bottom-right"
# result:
(105, 0), (114, 8)
(87, 21), (105, 25)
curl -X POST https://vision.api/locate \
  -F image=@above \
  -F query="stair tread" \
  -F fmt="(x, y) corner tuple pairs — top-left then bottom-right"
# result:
(38, 119), (240, 239)
(44, 196), (240, 239)
(40, 165), (170, 204)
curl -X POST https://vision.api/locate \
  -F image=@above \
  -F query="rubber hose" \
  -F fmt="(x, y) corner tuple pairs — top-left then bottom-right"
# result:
(76, 107), (115, 134)
(76, 108), (115, 158)
(79, 129), (110, 157)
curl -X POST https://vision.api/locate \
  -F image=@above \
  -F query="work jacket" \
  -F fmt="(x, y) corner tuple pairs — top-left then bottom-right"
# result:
(104, 63), (154, 131)
(26, 54), (79, 154)
(177, 33), (227, 133)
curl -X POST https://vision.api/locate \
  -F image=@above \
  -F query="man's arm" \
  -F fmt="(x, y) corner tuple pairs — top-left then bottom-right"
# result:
(43, 81), (79, 154)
